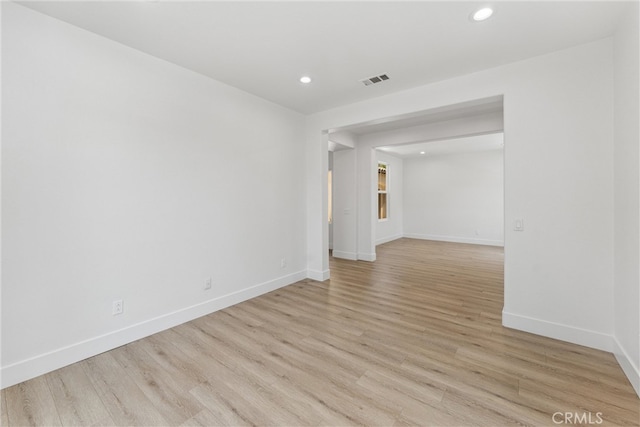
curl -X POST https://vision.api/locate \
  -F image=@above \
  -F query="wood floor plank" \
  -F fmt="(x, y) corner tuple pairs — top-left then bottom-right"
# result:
(180, 315), (291, 386)
(188, 361), (304, 426)
(518, 378), (640, 425)
(1, 389), (9, 427)
(141, 331), (212, 391)
(2, 238), (638, 426)
(440, 387), (548, 426)
(81, 352), (170, 426)
(110, 341), (205, 425)
(396, 400), (469, 427)
(3, 375), (62, 426)
(188, 382), (258, 427)
(1, 391), (11, 426)
(309, 327), (409, 368)
(45, 362), (114, 426)
(179, 408), (227, 427)
(355, 368), (445, 406)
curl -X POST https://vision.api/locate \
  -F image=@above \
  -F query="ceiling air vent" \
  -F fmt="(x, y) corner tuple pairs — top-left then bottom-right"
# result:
(360, 73), (390, 86)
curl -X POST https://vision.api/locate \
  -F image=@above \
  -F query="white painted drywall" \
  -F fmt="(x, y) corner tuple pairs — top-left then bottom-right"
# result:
(2, 3), (306, 387)
(375, 151), (403, 245)
(307, 38), (615, 354)
(328, 131), (357, 149)
(361, 111), (503, 148)
(403, 142), (504, 246)
(328, 151), (333, 250)
(306, 129), (330, 281)
(613, 1), (640, 395)
(332, 148), (358, 260)
(355, 143), (377, 261)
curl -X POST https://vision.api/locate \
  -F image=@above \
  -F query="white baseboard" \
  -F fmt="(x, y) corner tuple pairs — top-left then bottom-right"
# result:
(307, 268), (330, 281)
(358, 252), (376, 262)
(502, 310), (613, 352)
(376, 234), (403, 246)
(1, 270), (307, 389)
(332, 250), (358, 260)
(403, 233), (504, 247)
(613, 336), (640, 398)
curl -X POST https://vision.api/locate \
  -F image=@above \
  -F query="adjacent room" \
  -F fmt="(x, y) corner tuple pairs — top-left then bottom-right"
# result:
(2, 1), (639, 425)
(329, 97), (505, 256)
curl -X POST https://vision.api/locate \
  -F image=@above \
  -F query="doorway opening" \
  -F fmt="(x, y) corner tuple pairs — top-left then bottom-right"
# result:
(326, 95), (504, 265)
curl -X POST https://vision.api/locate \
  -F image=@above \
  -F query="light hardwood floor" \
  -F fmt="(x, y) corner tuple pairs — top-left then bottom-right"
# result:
(2, 239), (638, 426)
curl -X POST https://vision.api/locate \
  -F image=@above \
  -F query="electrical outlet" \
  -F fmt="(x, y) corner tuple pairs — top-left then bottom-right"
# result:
(112, 299), (123, 316)
(514, 219), (524, 231)
(280, 258), (287, 269)
(204, 277), (212, 290)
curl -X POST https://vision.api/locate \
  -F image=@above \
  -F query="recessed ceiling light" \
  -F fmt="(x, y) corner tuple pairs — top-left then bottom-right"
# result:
(300, 76), (312, 84)
(472, 7), (493, 22)
(420, 151), (426, 155)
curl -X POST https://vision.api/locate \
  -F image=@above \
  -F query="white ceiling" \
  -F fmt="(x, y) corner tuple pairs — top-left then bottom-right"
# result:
(18, 1), (626, 115)
(378, 132), (504, 159)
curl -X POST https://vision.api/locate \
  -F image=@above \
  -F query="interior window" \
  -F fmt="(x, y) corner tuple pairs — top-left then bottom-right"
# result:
(378, 162), (388, 220)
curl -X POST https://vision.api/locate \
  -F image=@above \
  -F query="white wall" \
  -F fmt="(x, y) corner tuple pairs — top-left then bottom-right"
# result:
(375, 151), (403, 245)
(361, 110), (503, 148)
(613, 1), (640, 395)
(331, 148), (358, 259)
(403, 144), (503, 246)
(2, 3), (306, 387)
(328, 151), (333, 250)
(307, 38), (615, 356)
